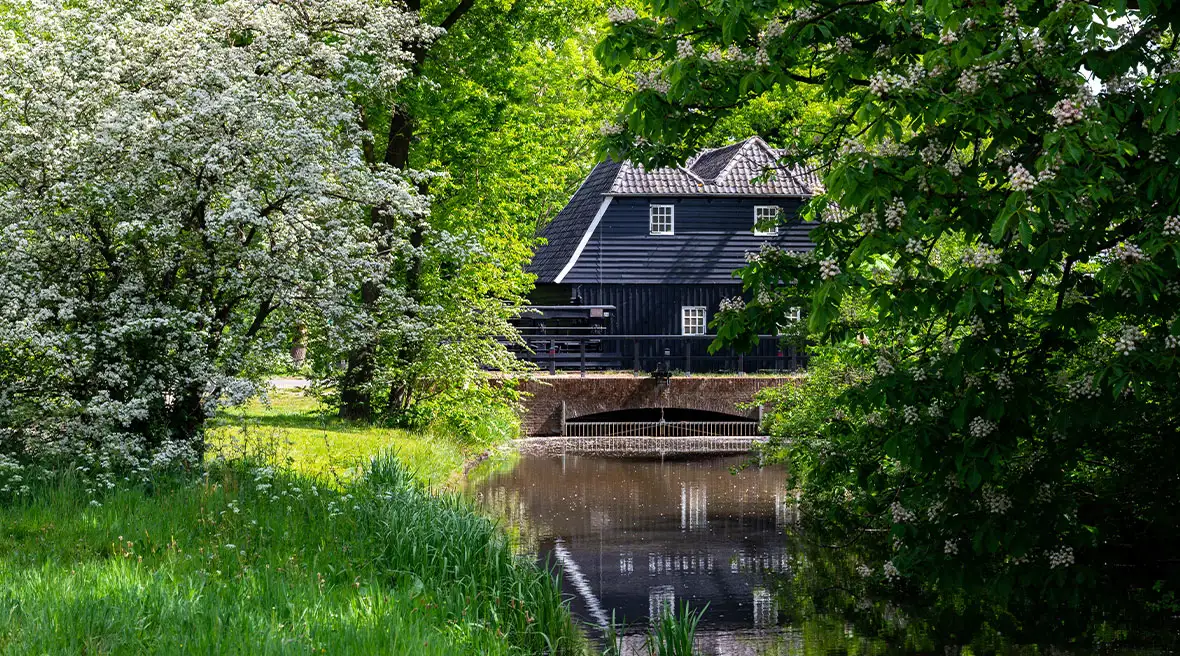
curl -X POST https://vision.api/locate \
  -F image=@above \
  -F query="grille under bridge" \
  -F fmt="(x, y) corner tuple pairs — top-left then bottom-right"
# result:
(515, 419), (765, 456)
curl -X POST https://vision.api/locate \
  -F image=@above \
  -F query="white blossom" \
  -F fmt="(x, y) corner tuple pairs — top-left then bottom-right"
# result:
(980, 484), (1012, 514)
(1050, 98), (1085, 126)
(1163, 216), (1180, 237)
(0, 0), (436, 477)
(719, 296), (745, 312)
(606, 6), (638, 23)
(891, 501), (916, 523)
(676, 39), (694, 59)
(819, 257), (841, 280)
(1047, 545), (1074, 568)
(1108, 242), (1145, 264)
(634, 70), (670, 94)
(968, 417), (995, 439)
(1008, 164), (1036, 191)
(1114, 325), (1141, 355)
(961, 245), (1002, 268)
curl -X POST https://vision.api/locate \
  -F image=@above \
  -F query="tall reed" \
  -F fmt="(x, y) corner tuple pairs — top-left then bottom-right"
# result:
(644, 602), (706, 656)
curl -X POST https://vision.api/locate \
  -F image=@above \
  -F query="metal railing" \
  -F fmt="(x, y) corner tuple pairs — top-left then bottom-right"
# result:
(508, 334), (806, 375)
(563, 421), (760, 438)
(516, 435), (766, 456)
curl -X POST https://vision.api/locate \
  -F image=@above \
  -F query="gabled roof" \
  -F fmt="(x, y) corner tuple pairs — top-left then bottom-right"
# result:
(529, 159), (621, 283)
(608, 136), (818, 197)
(528, 137), (816, 283)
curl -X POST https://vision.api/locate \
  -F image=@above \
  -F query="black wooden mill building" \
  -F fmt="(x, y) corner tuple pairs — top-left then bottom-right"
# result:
(520, 137), (817, 374)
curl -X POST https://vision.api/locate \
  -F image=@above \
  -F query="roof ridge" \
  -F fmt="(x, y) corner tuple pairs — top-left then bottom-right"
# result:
(713, 137), (775, 184)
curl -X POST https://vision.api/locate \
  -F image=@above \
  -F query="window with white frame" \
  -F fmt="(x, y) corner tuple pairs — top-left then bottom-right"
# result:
(682, 306), (707, 335)
(649, 204), (675, 235)
(776, 307), (803, 336)
(754, 205), (780, 236)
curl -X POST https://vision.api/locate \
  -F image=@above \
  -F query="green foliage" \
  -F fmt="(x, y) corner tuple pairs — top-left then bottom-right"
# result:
(597, 0), (1180, 645)
(643, 602), (706, 656)
(0, 454), (584, 654)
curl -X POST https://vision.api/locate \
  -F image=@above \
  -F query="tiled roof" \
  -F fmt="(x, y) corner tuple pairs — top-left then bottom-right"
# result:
(529, 137), (816, 283)
(608, 136), (818, 197)
(528, 159), (621, 283)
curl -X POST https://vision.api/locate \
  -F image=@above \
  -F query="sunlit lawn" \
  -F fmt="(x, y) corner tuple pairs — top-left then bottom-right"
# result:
(0, 391), (580, 655)
(208, 388), (468, 488)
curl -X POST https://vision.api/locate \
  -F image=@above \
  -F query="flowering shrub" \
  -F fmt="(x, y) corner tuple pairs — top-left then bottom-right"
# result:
(0, 0), (435, 497)
(599, 0), (1180, 643)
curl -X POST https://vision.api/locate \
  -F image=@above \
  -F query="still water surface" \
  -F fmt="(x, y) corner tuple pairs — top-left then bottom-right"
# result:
(470, 453), (872, 655)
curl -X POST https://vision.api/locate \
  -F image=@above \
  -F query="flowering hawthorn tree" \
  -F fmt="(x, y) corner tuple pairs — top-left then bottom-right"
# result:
(0, 0), (434, 495)
(599, 0), (1180, 642)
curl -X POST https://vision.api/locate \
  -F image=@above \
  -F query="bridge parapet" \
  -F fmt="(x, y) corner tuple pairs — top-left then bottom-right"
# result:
(514, 374), (800, 437)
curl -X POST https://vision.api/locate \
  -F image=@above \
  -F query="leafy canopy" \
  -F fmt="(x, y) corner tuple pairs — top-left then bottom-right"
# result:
(599, 0), (1180, 644)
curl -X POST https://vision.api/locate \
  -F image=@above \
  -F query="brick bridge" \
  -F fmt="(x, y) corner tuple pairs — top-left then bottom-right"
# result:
(514, 374), (797, 437)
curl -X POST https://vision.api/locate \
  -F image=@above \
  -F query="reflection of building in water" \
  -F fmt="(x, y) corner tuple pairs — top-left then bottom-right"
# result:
(729, 549), (791, 574)
(680, 482), (708, 531)
(648, 585), (675, 620)
(752, 587), (778, 627)
(619, 551), (634, 575)
(774, 491), (798, 528)
(469, 454), (800, 655)
(649, 551), (715, 575)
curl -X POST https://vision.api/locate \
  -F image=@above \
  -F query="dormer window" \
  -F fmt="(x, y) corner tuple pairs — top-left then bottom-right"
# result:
(649, 204), (675, 235)
(753, 205), (780, 236)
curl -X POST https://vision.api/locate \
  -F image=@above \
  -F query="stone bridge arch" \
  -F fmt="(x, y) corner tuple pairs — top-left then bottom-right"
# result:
(515, 375), (798, 436)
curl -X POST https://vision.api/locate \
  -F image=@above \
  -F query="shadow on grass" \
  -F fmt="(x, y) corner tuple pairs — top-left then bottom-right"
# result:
(210, 411), (374, 433)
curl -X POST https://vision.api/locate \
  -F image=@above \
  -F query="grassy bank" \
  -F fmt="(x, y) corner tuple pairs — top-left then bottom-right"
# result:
(1, 391), (582, 655)
(208, 388), (473, 487)
(0, 455), (582, 655)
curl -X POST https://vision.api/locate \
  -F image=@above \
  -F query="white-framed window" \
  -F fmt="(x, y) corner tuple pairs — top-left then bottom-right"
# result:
(649, 204), (675, 235)
(682, 306), (707, 335)
(754, 205), (780, 236)
(776, 307), (803, 335)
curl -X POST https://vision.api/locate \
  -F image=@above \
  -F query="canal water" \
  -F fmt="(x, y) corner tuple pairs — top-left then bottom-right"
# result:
(470, 452), (870, 655)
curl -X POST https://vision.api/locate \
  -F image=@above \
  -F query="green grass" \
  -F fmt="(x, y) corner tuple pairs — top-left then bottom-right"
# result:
(208, 389), (470, 488)
(0, 454), (585, 655)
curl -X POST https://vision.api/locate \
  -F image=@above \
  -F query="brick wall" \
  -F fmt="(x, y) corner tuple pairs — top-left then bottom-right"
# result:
(513, 375), (799, 436)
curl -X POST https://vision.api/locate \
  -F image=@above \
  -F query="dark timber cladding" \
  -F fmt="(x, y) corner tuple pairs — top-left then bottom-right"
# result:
(562, 196), (809, 284)
(559, 284), (742, 336)
(521, 137), (817, 373)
